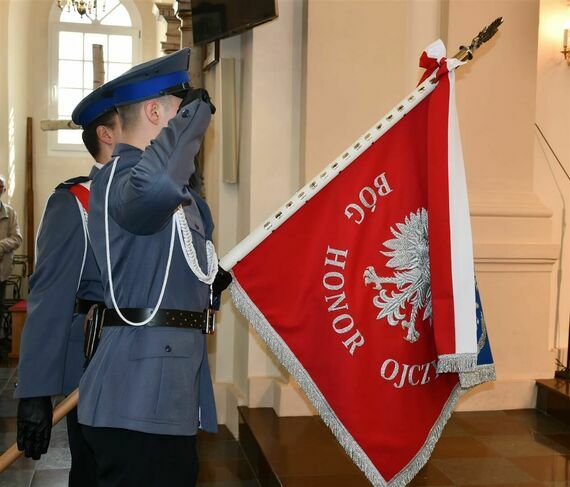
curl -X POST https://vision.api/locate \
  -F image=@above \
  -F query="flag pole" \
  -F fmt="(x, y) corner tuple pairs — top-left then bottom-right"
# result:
(220, 18), (503, 271)
(452, 17), (503, 62)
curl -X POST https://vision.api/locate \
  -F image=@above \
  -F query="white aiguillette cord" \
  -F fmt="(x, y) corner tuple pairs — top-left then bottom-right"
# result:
(104, 156), (218, 327)
(175, 207), (218, 285)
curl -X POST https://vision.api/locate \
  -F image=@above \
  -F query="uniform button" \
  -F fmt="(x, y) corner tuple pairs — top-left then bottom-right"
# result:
(165, 345), (172, 353)
(181, 108), (190, 118)
(194, 224), (200, 230)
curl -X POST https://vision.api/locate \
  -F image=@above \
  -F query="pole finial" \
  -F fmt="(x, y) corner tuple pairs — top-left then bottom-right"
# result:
(454, 17), (503, 62)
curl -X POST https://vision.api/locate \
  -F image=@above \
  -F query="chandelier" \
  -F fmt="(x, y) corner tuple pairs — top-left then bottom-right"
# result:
(57, 0), (105, 17)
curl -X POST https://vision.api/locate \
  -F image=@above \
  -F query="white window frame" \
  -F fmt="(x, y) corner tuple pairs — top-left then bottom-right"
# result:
(47, 0), (142, 154)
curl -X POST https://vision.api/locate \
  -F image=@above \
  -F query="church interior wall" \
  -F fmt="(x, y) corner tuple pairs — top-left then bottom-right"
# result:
(1, 0), (160, 265)
(307, 0), (564, 412)
(0, 6), (9, 193)
(202, 32), (254, 432)
(0, 0), (568, 436)
(449, 0), (564, 410)
(215, 0), (567, 421)
(534, 0), (570, 374)
(201, 0), (313, 431)
(243, 0), (304, 391)
(304, 0), (411, 182)
(4, 0), (32, 261)
(200, 34), (244, 429)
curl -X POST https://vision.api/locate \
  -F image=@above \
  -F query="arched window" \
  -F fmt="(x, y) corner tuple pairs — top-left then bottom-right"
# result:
(49, 0), (142, 150)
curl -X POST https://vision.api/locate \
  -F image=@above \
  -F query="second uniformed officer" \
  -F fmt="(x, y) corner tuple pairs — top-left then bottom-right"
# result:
(16, 104), (121, 486)
(78, 49), (221, 486)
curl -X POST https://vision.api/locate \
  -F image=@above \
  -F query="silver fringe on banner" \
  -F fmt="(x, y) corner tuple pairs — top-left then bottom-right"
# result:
(230, 276), (472, 487)
(460, 365), (497, 389)
(459, 310), (496, 388)
(436, 353), (478, 374)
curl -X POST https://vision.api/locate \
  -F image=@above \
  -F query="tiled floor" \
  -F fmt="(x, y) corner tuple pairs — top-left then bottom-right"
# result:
(2, 361), (570, 486)
(0, 367), (260, 487)
(239, 406), (570, 487)
(418, 409), (570, 486)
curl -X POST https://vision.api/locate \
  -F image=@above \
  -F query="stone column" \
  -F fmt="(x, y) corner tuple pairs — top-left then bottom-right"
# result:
(153, 2), (181, 55)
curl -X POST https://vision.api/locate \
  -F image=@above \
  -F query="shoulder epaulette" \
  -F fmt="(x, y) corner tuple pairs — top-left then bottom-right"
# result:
(55, 176), (90, 191)
(55, 176), (91, 212)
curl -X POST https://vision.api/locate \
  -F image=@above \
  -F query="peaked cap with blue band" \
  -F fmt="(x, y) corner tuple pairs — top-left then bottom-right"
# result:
(71, 84), (116, 128)
(72, 48), (191, 127)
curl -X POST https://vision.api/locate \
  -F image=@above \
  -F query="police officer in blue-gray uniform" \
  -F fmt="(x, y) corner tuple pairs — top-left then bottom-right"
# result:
(78, 48), (230, 487)
(15, 104), (121, 486)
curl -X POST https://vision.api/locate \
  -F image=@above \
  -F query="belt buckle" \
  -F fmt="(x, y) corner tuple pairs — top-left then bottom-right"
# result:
(203, 309), (216, 334)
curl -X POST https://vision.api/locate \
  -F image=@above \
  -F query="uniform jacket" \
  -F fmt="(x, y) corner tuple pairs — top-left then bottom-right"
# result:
(79, 99), (217, 436)
(0, 202), (22, 282)
(15, 167), (104, 398)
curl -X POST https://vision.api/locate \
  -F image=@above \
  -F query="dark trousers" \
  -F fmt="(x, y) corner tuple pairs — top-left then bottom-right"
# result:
(0, 280), (6, 310)
(0, 280), (7, 338)
(66, 408), (97, 487)
(81, 425), (198, 487)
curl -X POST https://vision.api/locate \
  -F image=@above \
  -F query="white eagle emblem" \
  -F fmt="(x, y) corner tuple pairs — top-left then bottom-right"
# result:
(363, 208), (432, 342)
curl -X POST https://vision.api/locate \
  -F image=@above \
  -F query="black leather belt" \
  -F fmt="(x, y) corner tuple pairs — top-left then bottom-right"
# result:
(101, 307), (215, 333)
(75, 298), (105, 315)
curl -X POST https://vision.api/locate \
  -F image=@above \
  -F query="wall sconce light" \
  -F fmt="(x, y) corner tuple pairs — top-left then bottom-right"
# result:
(563, 28), (570, 64)
(563, 7), (570, 65)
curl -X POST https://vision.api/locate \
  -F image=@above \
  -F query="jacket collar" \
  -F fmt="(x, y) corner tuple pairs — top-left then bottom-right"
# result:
(106, 144), (144, 171)
(89, 165), (100, 179)
(112, 143), (143, 159)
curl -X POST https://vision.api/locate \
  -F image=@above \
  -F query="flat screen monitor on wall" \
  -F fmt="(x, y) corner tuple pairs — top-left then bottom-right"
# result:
(190, 0), (278, 46)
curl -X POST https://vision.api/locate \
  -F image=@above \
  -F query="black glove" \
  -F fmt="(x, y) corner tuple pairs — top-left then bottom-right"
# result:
(210, 266), (233, 310)
(212, 266), (232, 296)
(17, 397), (53, 460)
(179, 88), (216, 114)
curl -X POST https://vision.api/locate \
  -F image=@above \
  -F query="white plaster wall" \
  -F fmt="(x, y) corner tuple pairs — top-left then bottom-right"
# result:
(447, 0), (539, 194)
(447, 0), (559, 409)
(201, 36), (244, 429)
(0, 6), (9, 191)
(201, 32), (258, 429)
(534, 0), (570, 370)
(202, 1), (309, 431)
(302, 0), (559, 412)
(245, 0), (304, 387)
(304, 0), (409, 181)
(404, 0), (442, 96)
(5, 0), (32, 258)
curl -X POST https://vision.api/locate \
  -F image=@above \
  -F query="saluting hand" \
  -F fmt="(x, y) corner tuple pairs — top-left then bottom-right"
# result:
(179, 88), (216, 114)
(17, 396), (53, 460)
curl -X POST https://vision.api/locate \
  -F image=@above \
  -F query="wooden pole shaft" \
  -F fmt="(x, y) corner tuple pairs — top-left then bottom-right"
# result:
(25, 117), (34, 272)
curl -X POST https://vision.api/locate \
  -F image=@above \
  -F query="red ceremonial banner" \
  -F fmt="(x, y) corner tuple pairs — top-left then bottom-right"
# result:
(227, 40), (491, 486)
